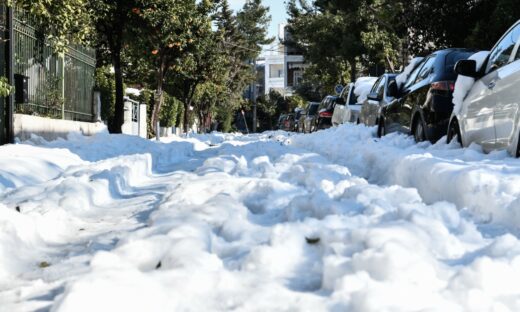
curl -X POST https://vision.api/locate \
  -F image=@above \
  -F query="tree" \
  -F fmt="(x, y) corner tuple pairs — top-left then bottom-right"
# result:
(9, 0), (92, 52)
(130, 0), (216, 134)
(90, 0), (138, 133)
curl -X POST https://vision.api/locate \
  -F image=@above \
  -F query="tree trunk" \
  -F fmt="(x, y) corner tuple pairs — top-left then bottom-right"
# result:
(151, 68), (164, 136)
(385, 55), (396, 73)
(183, 101), (190, 134)
(112, 52), (124, 134)
(349, 58), (357, 82)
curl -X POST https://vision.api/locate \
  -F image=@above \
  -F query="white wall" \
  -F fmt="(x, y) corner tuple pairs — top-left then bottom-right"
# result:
(14, 114), (106, 142)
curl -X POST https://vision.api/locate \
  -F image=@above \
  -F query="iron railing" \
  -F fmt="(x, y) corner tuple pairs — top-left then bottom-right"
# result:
(12, 8), (96, 122)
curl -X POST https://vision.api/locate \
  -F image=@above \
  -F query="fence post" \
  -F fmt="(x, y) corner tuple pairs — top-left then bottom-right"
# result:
(60, 53), (65, 119)
(6, 6), (14, 143)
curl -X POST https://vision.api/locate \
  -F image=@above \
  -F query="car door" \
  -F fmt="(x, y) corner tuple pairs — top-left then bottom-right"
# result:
(462, 23), (520, 150)
(385, 58), (427, 133)
(369, 76), (386, 126)
(400, 56), (436, 133)
(492, 23), (520, 149)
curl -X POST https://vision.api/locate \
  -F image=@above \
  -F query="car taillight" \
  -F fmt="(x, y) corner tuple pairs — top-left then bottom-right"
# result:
(319, 111), (333, 118)
(431, 81), (455, 92)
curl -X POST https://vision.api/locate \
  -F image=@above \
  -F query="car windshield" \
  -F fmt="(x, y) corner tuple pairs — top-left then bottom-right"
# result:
(308, 104), (319, 115)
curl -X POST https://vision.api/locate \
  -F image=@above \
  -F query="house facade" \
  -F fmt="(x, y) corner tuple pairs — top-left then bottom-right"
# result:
(264, 24), (306, 97)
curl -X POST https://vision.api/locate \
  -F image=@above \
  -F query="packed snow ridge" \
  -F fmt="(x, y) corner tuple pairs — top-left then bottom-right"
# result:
(1, 125), (520, 311)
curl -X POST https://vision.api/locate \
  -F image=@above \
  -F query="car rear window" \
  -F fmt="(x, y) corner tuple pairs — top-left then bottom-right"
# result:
(308, 104), (319, 115)
(445, 51), (474, 75)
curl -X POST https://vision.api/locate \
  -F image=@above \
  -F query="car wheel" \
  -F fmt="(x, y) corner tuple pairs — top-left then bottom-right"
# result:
(377, 118), (386, 138)
(317, 119), (324, 130)
(447, 118), (463, 147)
(516, 131), (520, 158)
(413, 116), (426, 142)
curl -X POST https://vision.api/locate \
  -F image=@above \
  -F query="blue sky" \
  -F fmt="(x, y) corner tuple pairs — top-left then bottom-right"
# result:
(229, 0), (288, 42)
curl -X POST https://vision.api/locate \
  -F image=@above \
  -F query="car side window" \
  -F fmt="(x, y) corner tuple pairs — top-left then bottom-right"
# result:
(488, 23), (520, 72)
(404, 59), (427, 89)
(376, 77), (386, 98)
(414, 56), (436, 84)
(370, 77), (383, 93)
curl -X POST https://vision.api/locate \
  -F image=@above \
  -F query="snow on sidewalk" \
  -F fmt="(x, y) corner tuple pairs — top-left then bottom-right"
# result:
(0, 128), (519, 311)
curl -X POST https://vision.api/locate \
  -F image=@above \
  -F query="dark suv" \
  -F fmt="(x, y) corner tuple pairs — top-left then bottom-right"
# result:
(315, 96), (345, 131)
(379, 49), (476, 142)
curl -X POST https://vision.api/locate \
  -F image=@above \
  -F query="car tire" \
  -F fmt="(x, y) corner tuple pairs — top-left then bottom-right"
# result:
(516, 131), (520, 158)
(377, 118), (386, 138)
(447, 118), (463, 147)
(413, 115), (426, 142)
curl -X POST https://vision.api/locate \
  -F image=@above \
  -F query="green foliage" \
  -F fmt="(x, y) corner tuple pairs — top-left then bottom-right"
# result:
(215, 105), (234, 133)
(95, 66), (116, 129)
(0, 77), (12, 98)
(41, 74), (64, 112)
(10, 0), (92, 52)
(160, 94), (182, 128)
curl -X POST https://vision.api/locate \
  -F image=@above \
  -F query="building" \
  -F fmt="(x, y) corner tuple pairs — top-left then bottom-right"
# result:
(264, 24), (306, 97)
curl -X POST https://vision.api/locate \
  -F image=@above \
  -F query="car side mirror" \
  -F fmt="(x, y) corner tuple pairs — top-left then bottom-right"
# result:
(387, 81), (398, 98)
(336, 98), (346, 105)
(367, 92), (381, 101)
(455, 60), (477, 77)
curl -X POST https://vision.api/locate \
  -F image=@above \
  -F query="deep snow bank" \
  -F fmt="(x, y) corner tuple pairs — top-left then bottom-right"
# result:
(291, 124), (520, 229)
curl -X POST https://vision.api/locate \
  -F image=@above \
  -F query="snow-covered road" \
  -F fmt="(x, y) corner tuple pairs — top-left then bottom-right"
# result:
(1, 125), (520, 311)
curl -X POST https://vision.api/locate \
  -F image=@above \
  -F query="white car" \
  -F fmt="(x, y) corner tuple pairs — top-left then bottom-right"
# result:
(448, 20), (520, 157)
(332, 83), (355, 126)
(331, 77), (378, 127)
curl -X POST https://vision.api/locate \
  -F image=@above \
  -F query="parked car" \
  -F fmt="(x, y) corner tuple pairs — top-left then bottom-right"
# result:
(278, 113), (295, 131)
(332, 83), (358, 126)
(293, 108), (305, 132)
(276, 114), (287, 130)
(298, 102), (320, 133)
(378, 48), (477, 142)
(359, 73), (398, 135)
(447, 20), (520, 156)
(315, 96), (345, 131)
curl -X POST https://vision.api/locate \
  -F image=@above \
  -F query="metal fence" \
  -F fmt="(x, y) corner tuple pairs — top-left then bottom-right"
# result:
(12, 9), (96, 122)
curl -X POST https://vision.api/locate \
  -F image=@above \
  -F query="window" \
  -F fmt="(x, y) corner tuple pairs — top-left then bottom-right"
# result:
(386, 78), (397, 97)
(404, 58), (427, 89)
(269, 64), (284, 78)
(371, 77), (383, 93)
(376, 77), (386, 98)
(415, 56), (436, 84)
(488, 23), (520, 72)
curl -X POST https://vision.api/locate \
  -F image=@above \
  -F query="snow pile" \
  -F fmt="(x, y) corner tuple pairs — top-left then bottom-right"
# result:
(2, 129), (520, 310)
(354, 77), (378, 103)
(396, 57), (424, 88)
(292, 124), (520, 229)
(452, 51), (490, 115)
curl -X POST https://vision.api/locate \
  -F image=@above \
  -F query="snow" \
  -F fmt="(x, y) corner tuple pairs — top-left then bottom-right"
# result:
(396, 57), (424, 89)
(452, 51), (490, 115)
(354, 77), (378, 103)
(125, 88), (142, 97)
(1, 125), (520, 311)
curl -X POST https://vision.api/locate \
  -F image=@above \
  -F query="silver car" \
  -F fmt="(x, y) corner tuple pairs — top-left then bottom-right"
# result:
(448, 20), (520, 156)
(359, 73), (398, 129)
